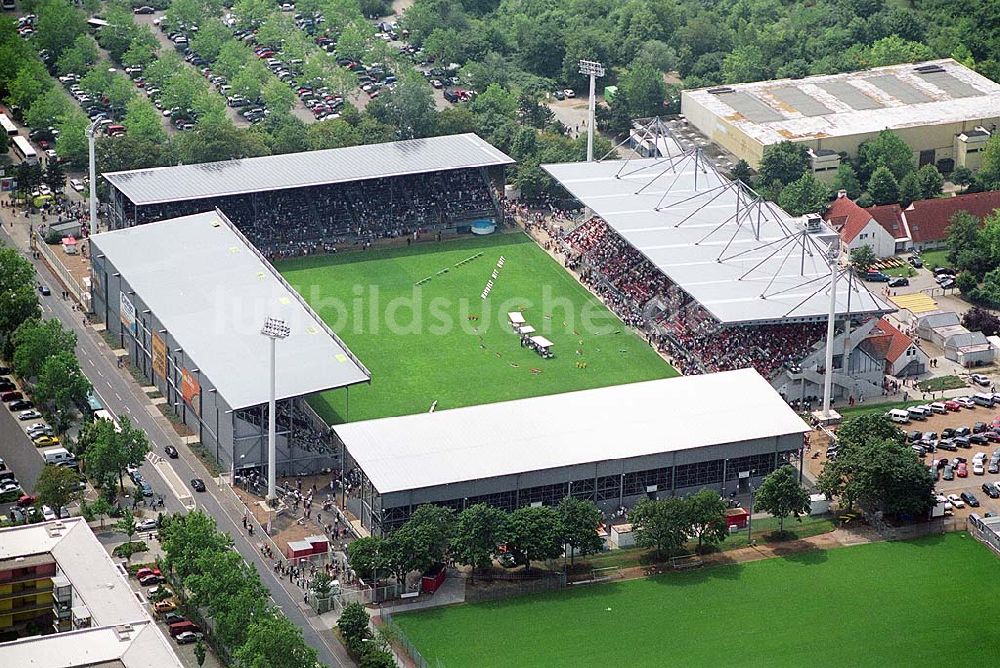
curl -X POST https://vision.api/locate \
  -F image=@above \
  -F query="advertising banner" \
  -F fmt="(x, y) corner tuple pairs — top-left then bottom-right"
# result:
(152, 332), (167, 379)
(119, 292), (137, 336)
(180, 367), (200, 416)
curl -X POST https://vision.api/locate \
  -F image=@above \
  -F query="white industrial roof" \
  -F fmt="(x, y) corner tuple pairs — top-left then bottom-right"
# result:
(91, 211), (370, 409)
(338, 368), (810, 494)
(103, 133), (514, 205)
(544, 153), (893, 324)
(0, 518), (183, 668)
(682, 59), (1000, 145)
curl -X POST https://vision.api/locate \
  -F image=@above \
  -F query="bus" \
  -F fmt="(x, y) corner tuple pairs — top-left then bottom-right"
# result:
(0, 113), (16, 137)
(84, 389), (103, 416)
(94, 408), (122, 432)
(11, 135), (37, 164)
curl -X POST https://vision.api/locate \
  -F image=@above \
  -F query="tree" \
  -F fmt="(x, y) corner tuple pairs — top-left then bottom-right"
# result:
(347, 536), (388, 582)
(90, 496), (113, 528)
(947, 211), (983, 266)
(194, 639), (207, 667)
(956, 271), (978, 295)
(305, 118), (362, 150)
(898, 171), (921, 208)
(55, 34), (99, 76)
(557, 497), (603, 565)
(124, 97), (166, 144)
(619, 57), (667, 117)
(25, 88), (74, 132)
(190, 20), (230, 62)
(506, 506), (563, 571)
(55, 112), (90, 169)
(35, 464), (83, 514)
(757, 142), (810, 190)
(836, 413), (905, 450)
(435, 107), (478, 136)
(366, 74), (438, 141)
(158, 510), (232, 581)
(915, 164), (944, 200)
(116, 507), (138, 561)
(684, 489), (728, 552)
(35, 351), (91, 432)
(729, 160), (752, 186)
(858, 129), (913, 182)
(962, 306), (1000, 336)
(832, 164), (862, 199)
(43, 160), (65, 193)
(868, 165), (900, 205)
(337, 601), (370, 644)
(261, 79), (296, 117)
(11, 317), (77, 380)
(864, 35), (935, 68)
(951, 165), (975, 191)
(393, 504), (453, 574)
(34, 0), (88, 60)
(753, 465), (811, 532)
(451, 503), (507, 578)
(849, 245), (877, 274)
(777, 172), (830, 216)
(0, 249), (39, 355)
(630, 497), (689, 559)
(7, 60), (53, 110)
(979, 133), (1000, 190)
(235, 613), (318, 668)
(86, 416), (150, 493)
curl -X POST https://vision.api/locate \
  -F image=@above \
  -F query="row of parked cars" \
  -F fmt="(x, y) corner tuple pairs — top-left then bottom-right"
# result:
(887, 393), (1000, 424)
(61, 73), (126, 137)
(133, 567), (205, 643)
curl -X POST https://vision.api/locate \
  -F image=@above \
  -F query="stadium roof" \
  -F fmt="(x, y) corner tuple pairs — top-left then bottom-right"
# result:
(0, 518), (183, 668)
(91, 211), (370, 409)
(543, 151), (894, 324)
(681, 59), (1000, 145)
(337, 369), (810, 494)
(103, 133), (514, 206)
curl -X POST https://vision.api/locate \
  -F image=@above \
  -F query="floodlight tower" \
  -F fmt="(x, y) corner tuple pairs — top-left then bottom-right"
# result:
(261, 317), (290, 504)
(578, 59), (606, 162)
(85, 119), (100, 231)
(822, 242), (840, 418)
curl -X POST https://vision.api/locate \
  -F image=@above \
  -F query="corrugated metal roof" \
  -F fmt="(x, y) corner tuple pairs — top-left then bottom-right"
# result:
(917, 70), (980, 98)
(868, 75), (931, 104)
(770, 86), (832, 116)
(90, 211), (370, 409)
(103, 133), (514, 206)
(719, 92), (784, 122)
(543, 156), (894, 324)
(338, 369), (809, 494)
(818, 81), (884, 110)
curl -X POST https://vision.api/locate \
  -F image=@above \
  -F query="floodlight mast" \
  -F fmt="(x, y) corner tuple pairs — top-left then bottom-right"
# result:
(86, 120), (100, 231)
(261, 317), (290, 504)
(822, 243), (840, 418)
(579, 60), (605, 163)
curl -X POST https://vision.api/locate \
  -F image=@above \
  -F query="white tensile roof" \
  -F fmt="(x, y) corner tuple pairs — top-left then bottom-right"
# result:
(103, 133), (514, 206)
(543, 152), (894, 325)
(337, 368), (810, 494)
(90, 211), (370, 409)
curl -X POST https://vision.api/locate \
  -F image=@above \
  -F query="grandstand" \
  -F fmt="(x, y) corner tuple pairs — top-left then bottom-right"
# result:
(543, 138), (896, 406)
(102, 134), (515, 258)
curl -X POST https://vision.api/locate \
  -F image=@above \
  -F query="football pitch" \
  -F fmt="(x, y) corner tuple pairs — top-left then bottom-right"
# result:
(394, 533), (998, 667)
(277, 234), (675, 423)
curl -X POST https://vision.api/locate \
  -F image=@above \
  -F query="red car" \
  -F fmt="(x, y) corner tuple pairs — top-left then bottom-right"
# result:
(957, 463), (968, 478)
(0, 390), (22, 402)
(944, 400), (961, 411)
(16, 494), (36, 507)
(135, 567), (162, 580)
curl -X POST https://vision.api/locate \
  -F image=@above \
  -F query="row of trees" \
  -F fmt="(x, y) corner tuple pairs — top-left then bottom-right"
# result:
(947, 209), (1000, 307)
(337, 602), (395, 667)
(11, 317), (89, 432)
(159, 511), (318, 668)
(348, 497), (604, 585)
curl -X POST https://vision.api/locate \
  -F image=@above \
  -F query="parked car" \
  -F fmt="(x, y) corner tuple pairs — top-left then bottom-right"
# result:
(972, 374), (991, 387)
(154, 600), (177, 614)
(139, 480), (153, 497)
(961, 492), (981, 507)
(135, 567), (161, 580)
(138, 574), (164, 586)
(982, 483), (999, 499)
(942, 465), (954, 480)
(955, 426), (972, 436)
(888, 277), (909, 287)
(161, 612), (185, 625)
(175, 631), (203, 644)
(947, 493), (965, 508)
(957, 462), (968, 477)
(908, 256), (923, 268)
(864, 270), (890, 282)
(17, 408), (41, 420)
(133, 5), (155, 13)
(943, 400), (961, 411)
(137, 518), (158, 532)
(8, 400), (32, 411)
(32, 435), (60, 447)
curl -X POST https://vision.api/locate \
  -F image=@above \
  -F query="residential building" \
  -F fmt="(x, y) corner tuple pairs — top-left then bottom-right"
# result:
(862, 318), (929, 377)
(868, 190), (1000, 251)
(825, 191), (908, 257)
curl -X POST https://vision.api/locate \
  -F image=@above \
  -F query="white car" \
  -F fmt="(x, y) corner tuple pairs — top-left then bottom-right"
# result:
(973, 452), (987, 463)
(136, 518), (158, 532)
(563, 89), (575, 98)
(42, 505), (57, 521)
(974, 462), (985, 475)
(69, 178), (84, 192)
(17, 409), (42, 420)
(947, 494), (965, 508)
(26, 423), (52, 437)
(971, 373), (991, 386)
(955, 397), (976, 409)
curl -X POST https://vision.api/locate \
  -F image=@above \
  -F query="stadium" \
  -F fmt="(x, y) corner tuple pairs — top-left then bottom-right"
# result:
(90, 128), (886, 527)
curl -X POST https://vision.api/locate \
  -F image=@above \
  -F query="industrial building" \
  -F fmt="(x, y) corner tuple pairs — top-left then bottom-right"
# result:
(336, 369), (810, 535)
(681, 59), (1000, 175)
(0, 518), (184, 667)
(90, 210), (371, 477)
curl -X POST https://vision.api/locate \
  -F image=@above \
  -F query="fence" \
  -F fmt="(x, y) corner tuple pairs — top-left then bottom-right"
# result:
(870, 515), (961, 541)
(967, 515), (1000, 557)
(34, 232), (84, 304)
(381, 611), (444, 668)
(462, 570), (566, 603)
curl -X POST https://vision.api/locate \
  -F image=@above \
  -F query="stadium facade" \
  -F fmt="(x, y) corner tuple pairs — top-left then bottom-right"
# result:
(543, 145), (896, 404)
(336, 369), (810, 535)
(680, 59), (1000, 175)
(90, 210), (370, 477)
(102, 134), (515, 251)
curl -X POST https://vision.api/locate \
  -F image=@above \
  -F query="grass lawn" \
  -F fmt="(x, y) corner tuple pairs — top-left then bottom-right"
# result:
(837, 399), (922, 419)
(278, 234), (675, 422)
(882, 265), (916, 278)
(917, 375), (967, 392)
(394, 533), (997, 667)
(918, 249), (950, 270)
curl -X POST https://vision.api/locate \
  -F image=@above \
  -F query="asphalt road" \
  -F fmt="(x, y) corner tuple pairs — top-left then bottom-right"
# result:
(0, 396), (46, 505)
(0, 220), (352, 667)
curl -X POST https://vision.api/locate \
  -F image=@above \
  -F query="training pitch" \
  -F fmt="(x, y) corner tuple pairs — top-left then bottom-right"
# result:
(394, 533), (998, 666)
(278, 234), (674, 423)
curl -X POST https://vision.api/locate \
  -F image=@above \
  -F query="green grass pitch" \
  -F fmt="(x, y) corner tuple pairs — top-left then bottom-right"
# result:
(277, 234), (675, 423)
(393, 533), (998, 667)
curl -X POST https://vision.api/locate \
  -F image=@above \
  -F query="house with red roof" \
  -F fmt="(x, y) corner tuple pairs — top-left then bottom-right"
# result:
(862, 318), (929, 377)
(824, 191), (909, 258)
(867, 190), (1000, 251)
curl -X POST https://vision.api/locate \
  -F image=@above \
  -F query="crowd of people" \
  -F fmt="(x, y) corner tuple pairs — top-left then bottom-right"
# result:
(560, 218), (826, 380)
(126, 168), (499, 258)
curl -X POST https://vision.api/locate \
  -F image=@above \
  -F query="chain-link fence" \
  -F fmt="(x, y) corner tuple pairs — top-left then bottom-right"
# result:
(381, 611), (445, 668)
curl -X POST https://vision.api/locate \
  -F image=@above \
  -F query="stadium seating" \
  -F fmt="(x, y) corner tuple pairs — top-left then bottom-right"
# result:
(562, 219), (825, 380)
(130, 169), (498, 259)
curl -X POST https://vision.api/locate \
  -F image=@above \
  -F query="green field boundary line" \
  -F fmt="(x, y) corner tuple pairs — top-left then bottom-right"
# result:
(454, 251), (484, 267)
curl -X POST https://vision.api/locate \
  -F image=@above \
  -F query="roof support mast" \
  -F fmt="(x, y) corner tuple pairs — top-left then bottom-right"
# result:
(822, 244), (840, 418)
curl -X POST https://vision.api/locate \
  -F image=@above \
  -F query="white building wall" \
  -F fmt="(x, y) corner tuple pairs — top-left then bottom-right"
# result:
(848, 221), (896, 258)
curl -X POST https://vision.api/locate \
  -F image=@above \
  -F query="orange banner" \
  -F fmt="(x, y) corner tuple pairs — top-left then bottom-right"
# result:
(180, 367), (200, 416)
(152, 333), (167, 379)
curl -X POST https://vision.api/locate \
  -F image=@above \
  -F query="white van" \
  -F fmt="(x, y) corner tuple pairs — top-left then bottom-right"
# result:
(888, 409), (910, 424)
(906, 407), (927, 421)
(42, 447), (75, 466)
(973, 393), (995, 407)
